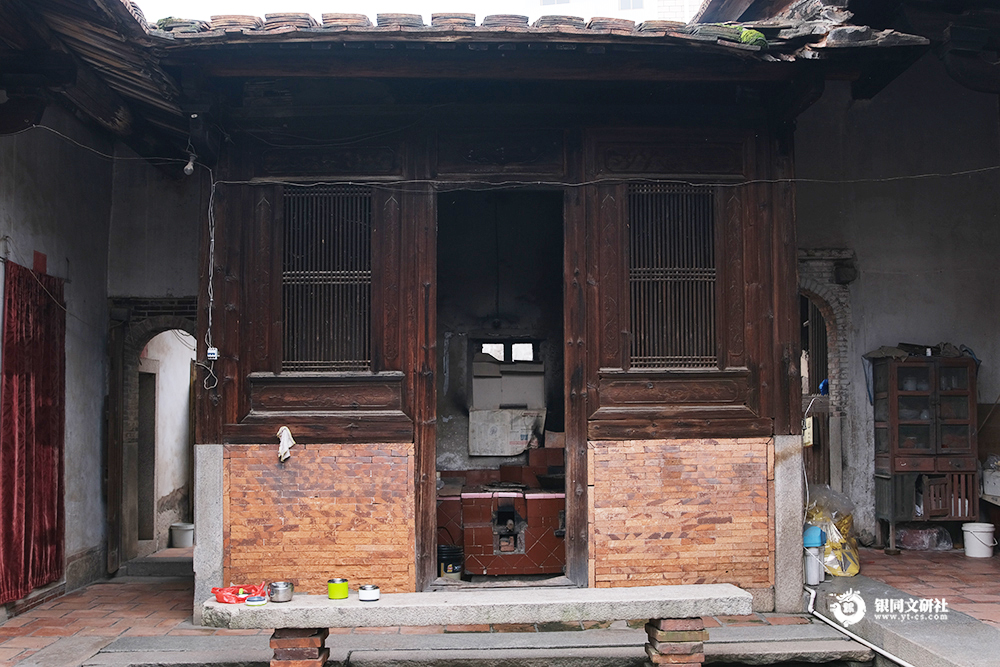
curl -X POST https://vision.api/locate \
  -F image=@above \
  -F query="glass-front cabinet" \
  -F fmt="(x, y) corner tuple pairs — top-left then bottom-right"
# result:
(873, 356), (978, 539)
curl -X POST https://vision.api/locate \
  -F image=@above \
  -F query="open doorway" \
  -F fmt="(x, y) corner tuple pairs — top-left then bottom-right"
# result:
(131, 330), (196, 559)
(801, 294), (830, 485)
(435, 190), (566, 585)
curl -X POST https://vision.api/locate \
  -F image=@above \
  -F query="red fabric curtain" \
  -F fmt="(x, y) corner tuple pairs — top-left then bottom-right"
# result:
(0, 260), (65, 605)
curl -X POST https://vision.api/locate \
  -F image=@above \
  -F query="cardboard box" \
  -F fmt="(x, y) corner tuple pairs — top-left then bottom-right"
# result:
(984, 469), (1000, 497)
(500, 362), (545, 409)
(469, 409), (546, 456)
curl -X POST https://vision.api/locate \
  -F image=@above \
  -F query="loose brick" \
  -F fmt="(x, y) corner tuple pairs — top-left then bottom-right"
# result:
(645, 645), (706, 664)
(272, 646), (324, 660)
(649, 618), (704, 632)
(271, 648), (329, 667)
(270, 628), (328, 649)
(272, 628), (328, 639)
(645, 625), (709, 643)
(646, 640), (703, 654)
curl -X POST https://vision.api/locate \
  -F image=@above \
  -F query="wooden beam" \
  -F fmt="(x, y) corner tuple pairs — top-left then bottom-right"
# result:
(693, 0), (758, 23)
(184, 49), (798, 83)
(0, 49), (76, 88)
(5, 0), (183, 162)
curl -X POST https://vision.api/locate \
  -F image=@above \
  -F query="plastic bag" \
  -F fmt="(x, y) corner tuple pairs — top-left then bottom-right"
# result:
(211, 582), (267, 604)
(805, 485), (860, 576)
(896, 524), (953, 551)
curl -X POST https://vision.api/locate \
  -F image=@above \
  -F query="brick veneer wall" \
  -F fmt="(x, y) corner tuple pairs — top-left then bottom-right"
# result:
(588, 438), (774, 590)
(223, 443), (416, 594)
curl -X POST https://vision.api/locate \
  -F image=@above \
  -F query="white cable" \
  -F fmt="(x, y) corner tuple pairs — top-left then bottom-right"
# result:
(805, 586), (918, 667)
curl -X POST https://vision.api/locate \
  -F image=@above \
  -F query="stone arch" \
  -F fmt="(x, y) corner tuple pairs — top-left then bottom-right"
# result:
(798, 250), (856, 494)
(799, 280), (844, 413)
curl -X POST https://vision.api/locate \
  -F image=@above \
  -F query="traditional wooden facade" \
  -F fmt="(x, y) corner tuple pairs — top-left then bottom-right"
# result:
(139, 12), (924, 606)
(0, 0), (930, 614)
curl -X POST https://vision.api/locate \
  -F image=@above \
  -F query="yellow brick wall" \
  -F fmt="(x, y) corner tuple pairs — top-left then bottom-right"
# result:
(588, 438), (774, 589)
(223, 443), (416, 594)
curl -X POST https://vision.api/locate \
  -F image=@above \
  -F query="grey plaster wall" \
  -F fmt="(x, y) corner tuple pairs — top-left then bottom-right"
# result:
(795, 54), (1000, 541)
(436, 191), (564, 470)
(0, 107), (114, 586)
(107, 143), (201, 298)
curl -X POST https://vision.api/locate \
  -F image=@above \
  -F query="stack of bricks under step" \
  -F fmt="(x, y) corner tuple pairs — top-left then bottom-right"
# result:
(269, 628), (329, 667)
(644, 617), (707, 666)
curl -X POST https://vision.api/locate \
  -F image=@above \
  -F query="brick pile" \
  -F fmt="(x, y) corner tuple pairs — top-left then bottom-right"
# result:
(223, 443), (415, 594)
(643, 617), (708, 666)
(270, 628), (329, 667)
(589, 438), (774, 590)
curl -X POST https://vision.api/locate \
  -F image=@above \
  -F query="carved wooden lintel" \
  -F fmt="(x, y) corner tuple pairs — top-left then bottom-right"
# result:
(260, 145), (401, 177)
(436, 130), (565, 175)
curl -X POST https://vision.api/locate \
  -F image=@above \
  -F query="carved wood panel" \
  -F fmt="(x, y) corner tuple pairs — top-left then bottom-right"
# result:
(249, 372), (405, 412)
(597, 184), (625, 370)
(435, 130), (565, 175)
(590, 140), (744, 177)
(597, 370), (751, 406)
(260, 145), (402, 177)
(721, 189), (746, 368)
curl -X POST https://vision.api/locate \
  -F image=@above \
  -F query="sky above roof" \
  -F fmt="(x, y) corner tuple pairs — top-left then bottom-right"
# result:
(133, 0), (703, 25)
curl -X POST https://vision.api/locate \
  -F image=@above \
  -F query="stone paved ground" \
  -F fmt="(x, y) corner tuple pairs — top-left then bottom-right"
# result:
(859, 546), (1000, 628)
(0, 578), (812, 666)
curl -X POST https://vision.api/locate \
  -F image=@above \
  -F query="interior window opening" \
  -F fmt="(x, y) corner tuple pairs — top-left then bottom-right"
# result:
(435, 190), (567, 588)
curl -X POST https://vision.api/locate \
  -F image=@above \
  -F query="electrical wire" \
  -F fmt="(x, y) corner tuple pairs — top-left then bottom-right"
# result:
(12, 121), (1000, 400)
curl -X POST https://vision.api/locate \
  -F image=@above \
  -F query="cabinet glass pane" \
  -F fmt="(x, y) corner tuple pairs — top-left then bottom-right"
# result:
(897, 396), (931, 421)
(898, 425), (932, 451)
(875, 428), (889, 455)
(898, 367), (930, 392)
(939, 396), (969, 420)
(940, 425), (971, 453)
(939, 366), (969, 392)
(875, 398), (888, 423)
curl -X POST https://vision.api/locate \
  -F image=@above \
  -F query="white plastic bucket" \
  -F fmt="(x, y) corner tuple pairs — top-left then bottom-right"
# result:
(962, 522), (996, 558)
(170, 522), (194, 548)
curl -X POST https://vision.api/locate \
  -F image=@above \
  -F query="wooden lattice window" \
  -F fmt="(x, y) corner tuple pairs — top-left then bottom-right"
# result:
(282, 186), (372, 371)
(628, 184), (716, 369)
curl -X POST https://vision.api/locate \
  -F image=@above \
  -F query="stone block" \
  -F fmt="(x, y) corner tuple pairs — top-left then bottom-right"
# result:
(645, 624), (709, 643)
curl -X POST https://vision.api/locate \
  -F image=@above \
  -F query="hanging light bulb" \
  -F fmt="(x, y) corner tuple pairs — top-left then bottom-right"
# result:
(183, 153), (196, 176)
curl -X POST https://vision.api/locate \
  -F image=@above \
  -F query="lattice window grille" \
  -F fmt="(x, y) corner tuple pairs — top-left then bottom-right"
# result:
(628, 184), (717, 369)
(282, 186), (372, 372)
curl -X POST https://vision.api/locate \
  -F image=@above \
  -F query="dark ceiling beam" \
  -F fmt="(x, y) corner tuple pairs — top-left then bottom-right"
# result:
(0, 50), (76, 89)
(3, 0), (183, 165)
(177, 49), (802, 83)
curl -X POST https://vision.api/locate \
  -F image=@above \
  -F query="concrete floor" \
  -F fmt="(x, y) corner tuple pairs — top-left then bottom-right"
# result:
(4, 546), (995, 665)
(858, 546), (1000, 629)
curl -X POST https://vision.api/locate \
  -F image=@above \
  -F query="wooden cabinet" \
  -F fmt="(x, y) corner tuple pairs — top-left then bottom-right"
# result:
(873, 357), (978, 545)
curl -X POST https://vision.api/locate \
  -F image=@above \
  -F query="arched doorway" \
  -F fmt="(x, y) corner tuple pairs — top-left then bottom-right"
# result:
(107, 312), (197, 572)
(801, 293), (831, 485)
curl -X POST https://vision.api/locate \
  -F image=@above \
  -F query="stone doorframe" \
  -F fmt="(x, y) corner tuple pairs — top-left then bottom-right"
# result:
(109, 298), (197, 568)
(797, 249), (855, 493)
